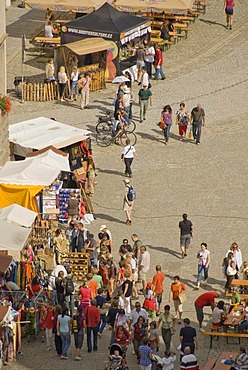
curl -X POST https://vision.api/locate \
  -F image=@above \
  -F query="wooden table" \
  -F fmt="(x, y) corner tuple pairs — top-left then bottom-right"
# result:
(173, 22), (188, 29)
(231, 279), (248, 287)
(223, 310), (244, 327)
(212, 352), (238, 370)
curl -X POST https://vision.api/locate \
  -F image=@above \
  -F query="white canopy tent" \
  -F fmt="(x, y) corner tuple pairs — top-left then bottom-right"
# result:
(9, 117), (91, 156)
(0, 204), (37, 228)
(0, 221), (32, 251)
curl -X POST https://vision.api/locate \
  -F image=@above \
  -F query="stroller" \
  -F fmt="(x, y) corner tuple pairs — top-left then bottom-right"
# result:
(104, 344), (129, 370)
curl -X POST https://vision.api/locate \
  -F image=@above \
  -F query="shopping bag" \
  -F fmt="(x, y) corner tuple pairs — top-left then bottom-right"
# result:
(188, 127), (193, 139)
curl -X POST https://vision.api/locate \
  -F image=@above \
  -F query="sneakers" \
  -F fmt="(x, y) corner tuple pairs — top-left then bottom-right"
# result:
(97, 333), (102, 338)
(75, 356), (81, 361)
(61, 355), (68, 359)
(199, 328), (205, 332)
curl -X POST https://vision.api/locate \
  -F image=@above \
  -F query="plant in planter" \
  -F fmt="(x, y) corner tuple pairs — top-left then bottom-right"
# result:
(0, 95), (12, 115)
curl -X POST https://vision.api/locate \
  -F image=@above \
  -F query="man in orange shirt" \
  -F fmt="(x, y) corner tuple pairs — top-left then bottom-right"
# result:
(151, 265), (165, 316)
(87, 273), (98, 298)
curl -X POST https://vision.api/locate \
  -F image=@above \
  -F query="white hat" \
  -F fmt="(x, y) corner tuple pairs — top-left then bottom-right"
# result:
(100, 224), (107, 231)
(123, 178), (130, 184)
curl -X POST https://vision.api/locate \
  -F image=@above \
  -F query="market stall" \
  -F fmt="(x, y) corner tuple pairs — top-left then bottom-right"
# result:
(114, 0), (194, 15)
(54, 38), (113, 91)
(61, 2), (151, 79)
(24, 0), (106, 13)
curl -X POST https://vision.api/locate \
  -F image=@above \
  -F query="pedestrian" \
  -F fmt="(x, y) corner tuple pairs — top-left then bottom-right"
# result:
(122, 138), (138, 178)
(226, 242), (242, 278)
(136, 44), (145, 83)
(58, 66), (68, 102)
(70, 66), (79, 101)
(107, 299), (119, 345)
(138, 84), (152, 123)
(154, 45), (166, 80)
(222, 251), (236, 292)
(161, 105), (173, 144)
(195, 243), (210, 289)
(138, 337), (153, 370)
(179, 214), (193, 258)
(45, 301), (54, 351)
(72, 305), (86, 360)
(85, 298), (101, 353)
(144, 41), (155, 78)
(115, 325), (130, 351)
(99, 224), (112, 240)
(129, 302), (149, 330)
(194, 291), (221, 331)
(55, 271), (66, 308)
(65, 268), (74, 315)
(158, 305), (176, 351)
(79, 280), (92, 314)
(84, 234), (98, 267)
(53, 305), (62, 356)
(148, 321), (160, 353)
(140, 66), (150, 88)
(179, 318), (198, 355)
(224, 0), (234, 29)
(78, 72), (91, 109)
(45, 59), (55, 82)
(151, 265), (165, 316)
(57, 307), (72, 359)
(76, 222), (90, 252)
(86, 156), (96, 196)
(132, 316), (148, 360)
(121, 271), (133, 315)
(95, 288), (107, 337)
(157, 350), (176, 370)
(138, 246), (151, 292)
(190, 104), (205, 145)
(180, 346), (199, 370)
(123, 178), (135, 225)
(142, 282), (156, 319)
(169, 276), (186, 323)
(132, 234), (142, 260)
(66, 193), (79, 220)
(176, 103), (190, 140)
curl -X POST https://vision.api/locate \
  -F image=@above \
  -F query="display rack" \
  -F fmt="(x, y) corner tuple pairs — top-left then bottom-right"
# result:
(60, 252), (90, 281)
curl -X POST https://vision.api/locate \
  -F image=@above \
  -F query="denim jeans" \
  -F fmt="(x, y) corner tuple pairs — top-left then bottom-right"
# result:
(60, 331), (71, 357)
(124, 158), (133, 176)
(98, 314), (107, 334)
(90, 258), (98, 267)
(145, 61), (153, 77)
(87, 326), (98, 352)
(155, 66), (165, 80)
(192, 122), (202, 143)
(197, 264), (209, 283)
(70, 80), (78, 96)
(163, 124), (171, 142)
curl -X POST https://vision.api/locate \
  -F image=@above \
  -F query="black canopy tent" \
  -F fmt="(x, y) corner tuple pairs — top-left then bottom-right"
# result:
(61, 2), (151, 78)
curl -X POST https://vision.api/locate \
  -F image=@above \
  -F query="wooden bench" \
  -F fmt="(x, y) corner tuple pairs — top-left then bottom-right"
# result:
(201, 331), (248, 349)
(226, 293), (248, 301)
(202, 358), (218, 370)
(231, 279), (248, 287)
(150, 37), (172, 51)
(34, 37), (61, 45)
(181, 27), (192, 38)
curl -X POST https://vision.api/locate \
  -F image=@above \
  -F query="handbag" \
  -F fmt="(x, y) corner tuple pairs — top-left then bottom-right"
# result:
(226, 264), (237, 276)
(158, 121), (165, 129)
(178, 291), (187, 304)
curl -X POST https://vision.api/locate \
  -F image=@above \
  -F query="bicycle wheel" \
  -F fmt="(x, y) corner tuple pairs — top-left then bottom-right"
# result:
(96, 121), (112, 134)
(96, 132), (113, 147)
(120, 131), (137, 147)
(124, 120), (136, 133)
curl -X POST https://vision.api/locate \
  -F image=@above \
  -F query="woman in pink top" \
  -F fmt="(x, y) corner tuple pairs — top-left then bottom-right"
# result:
(224, 0), (234, 30)
(79, 281), (92, 314)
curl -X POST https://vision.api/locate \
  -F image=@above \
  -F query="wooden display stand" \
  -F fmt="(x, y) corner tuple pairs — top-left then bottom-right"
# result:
(60, 252), (90, 281)
(78, 63), (106, 91)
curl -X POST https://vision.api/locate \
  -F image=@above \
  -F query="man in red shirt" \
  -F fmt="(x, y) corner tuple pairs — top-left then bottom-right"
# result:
(151, 265), (165, 315)
(85, 298), (100, 352)
(154, 46), (166, 80)
(194, 291), (221, 331)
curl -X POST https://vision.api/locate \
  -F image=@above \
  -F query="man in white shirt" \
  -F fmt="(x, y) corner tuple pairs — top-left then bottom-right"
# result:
(99, 224), (112, 240)
(129, 301), (148, 329)
(140, 67), (149, 88)
(144, 41), (155, 77)
(195, 242), (210, 289)
(138, 245), (150, 291)
(44, 21), (53, 38)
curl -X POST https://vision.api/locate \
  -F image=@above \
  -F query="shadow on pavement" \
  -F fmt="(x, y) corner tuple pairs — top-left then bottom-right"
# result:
(199, 18), (227, 28)
(94, 213), (126, 225)
(97, 168), (125, 177)
(146, 244), (182, 259)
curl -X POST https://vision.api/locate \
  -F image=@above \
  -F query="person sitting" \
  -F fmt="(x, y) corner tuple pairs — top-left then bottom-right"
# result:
(160, 20), (170, 41)
(230, 347), (248, 370)
(229, 287), (241, 312)
(212, 300), (227, 327)
(238, 306), (248, 333)
(44, 21), (54, 38)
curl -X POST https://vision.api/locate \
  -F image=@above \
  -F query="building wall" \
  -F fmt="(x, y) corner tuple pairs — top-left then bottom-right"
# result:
(0, 0), (9, 167)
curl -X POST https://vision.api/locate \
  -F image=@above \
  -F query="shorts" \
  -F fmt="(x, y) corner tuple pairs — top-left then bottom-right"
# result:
(136, 60), (145, 71)
(133, 272), (138, 282)
(195, 303), (204, 323)
(174, 299), (183, 313)
(180, 234), (191, 249)
(225, 7), (233, 15)
(139, 271), (147, 281)
(156, 293), (162, 304)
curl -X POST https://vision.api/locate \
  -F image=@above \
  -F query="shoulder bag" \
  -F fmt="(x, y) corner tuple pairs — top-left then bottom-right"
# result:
(178, 283), (187, 304)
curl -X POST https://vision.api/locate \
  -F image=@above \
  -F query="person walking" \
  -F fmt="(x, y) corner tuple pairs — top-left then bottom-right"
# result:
(72, 305), (86, 360)
(138, 246), (151, 292)
(195, 243), (210, 289)
(136, 44), (146, 83)
(144, 41), (155, 78)
(179, 214), (193, 258)
(138, 84), (152, 123)
(57, 307), (72, 359)
(123, 178), (135, 225)
(158, 305), (176, 351)
(176, 103), (190, 140)
(85, 298), (100, 353)
(151, 265), (165, 316)
(138, 338), (153, 370)
(121, 138), (138, 178)
(154, 46), (166, 80)
(190, 104), (205, 145)
(58, 66), (68, 102)
(179, 318), (198, 355)
(140, 66), (150, 88)
(132, 316), (148, 361)
(161, 105), (173, 144)
(78, 72), (91, 109)
(226, 242), (242, 278)
(224, 0), (234, 29)
(70, 66), (80, 101)
(194, 291), (221, 331)
(169, 276), (186, 324)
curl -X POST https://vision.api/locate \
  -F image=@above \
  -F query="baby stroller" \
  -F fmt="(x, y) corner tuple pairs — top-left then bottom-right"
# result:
(104, 343), (129, 370)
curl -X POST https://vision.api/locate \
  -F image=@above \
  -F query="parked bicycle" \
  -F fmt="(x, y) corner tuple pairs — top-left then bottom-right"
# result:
(96, 111), (136, 134)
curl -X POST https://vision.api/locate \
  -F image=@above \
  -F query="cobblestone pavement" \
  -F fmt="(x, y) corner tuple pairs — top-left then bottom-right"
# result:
(5, 0), (248, 369)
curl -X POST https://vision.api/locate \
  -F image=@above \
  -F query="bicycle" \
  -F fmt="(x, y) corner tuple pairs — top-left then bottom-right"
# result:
(96, 127), (137, 147)
(96, 111), (136, 134)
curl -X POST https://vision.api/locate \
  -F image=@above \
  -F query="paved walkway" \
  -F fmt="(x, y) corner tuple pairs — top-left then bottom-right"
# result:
(5, 1), (248, 369)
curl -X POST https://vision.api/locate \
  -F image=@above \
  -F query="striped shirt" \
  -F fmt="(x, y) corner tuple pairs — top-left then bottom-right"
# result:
(180, 354), (199, 370)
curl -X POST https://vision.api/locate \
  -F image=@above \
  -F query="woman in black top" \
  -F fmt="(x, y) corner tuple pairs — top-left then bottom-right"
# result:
(179, 213), (193, 258)
(122, 271), (133, 315)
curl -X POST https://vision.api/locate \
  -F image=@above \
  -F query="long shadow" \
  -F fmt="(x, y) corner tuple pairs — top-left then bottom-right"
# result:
(166, 274), (196, 289)
(93, 213), (126, 225)
(96, 168), (125, 176)
(136, 131), (161, 142)
(199, 18), (227, 28)
(146, 244), (182, 260)
(93, 99), (114, 107)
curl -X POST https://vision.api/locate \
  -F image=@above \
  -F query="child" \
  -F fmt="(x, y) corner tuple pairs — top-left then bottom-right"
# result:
(148, 321), (160, 353)
(158, 350), (176, 370)
(96, 288), (107, 337)
(92, 267), (103, 289)
(45, 301), (54, 350)
(109, 349), (122, 369)
(143, 282), (156, 319)
(87, 273), (98, 298)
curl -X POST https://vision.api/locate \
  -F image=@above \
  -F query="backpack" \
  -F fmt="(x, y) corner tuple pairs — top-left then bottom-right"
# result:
(127, 186), (136, 201)
(65, 276), (74, 295)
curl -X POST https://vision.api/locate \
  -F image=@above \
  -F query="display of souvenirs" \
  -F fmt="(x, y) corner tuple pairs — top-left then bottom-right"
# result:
(58, 189), (81, 224)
